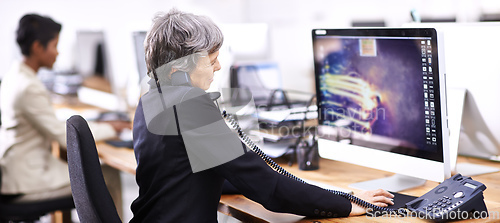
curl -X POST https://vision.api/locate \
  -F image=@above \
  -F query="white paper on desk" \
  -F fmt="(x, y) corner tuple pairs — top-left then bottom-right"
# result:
(256, 107), (318, 123)
(55, 107), (101, 121)
(78, 86), (120, 111)
(257, 141), (290, 158)
(256, 109), (292, 122)
(119, 128), (134, 141)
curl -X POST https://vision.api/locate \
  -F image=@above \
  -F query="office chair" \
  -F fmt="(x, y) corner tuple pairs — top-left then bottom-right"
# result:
(0, 168), (74, 222)
(66, 115), (121, 223)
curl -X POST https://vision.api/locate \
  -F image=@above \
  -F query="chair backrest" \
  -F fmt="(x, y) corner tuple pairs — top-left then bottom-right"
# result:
(66, 115), (121, 223)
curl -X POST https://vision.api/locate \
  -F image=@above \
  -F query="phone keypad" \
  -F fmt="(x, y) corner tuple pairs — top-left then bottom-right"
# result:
(425, 196), (454, 211)
(425, 195), (465, 218)
(407, 174), (487, 220)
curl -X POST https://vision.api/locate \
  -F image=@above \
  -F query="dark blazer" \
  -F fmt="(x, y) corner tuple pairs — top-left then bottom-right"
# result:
(130, 86), (351, 223)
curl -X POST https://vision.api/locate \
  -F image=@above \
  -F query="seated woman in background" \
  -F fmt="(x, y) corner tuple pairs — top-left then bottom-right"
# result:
(0, 13), (129, 218)
(130, 8), (394, 222)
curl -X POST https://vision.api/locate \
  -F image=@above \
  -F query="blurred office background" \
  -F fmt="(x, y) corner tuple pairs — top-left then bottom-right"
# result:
(1, 0), (500, 222)
(1, 0), (500, 97)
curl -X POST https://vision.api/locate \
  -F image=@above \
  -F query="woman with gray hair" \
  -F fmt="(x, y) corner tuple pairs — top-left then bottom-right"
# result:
(131, 9), (393, 222)
(144, 7), (223, 88)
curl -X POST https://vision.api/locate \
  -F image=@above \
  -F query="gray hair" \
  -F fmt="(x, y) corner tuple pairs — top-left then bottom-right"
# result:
(145, 9), (223, 83)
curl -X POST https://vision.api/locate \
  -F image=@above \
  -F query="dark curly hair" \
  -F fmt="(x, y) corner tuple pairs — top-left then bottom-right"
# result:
(16, 14), (62, 56)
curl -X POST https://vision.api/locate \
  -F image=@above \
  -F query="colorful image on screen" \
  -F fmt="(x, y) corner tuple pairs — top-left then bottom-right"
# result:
(314, 36), (439, 154)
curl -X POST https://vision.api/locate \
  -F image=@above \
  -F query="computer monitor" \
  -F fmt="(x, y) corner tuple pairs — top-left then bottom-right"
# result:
(420, 17), (457, 23)
(479, 14), (500, 22)
(75, 31), (122, 111)
(312, 28), (451, 192)
(351, 20), (386, 27)
(219, 23), (270, 61)
(402, 22), (500, 176)
(132, 31), (148, 84)
(75, 31), (112, 83)
(229, 62), (284, 108)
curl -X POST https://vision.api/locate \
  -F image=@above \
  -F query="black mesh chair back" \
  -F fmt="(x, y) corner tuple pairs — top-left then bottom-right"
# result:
(66, 115), (121, 223)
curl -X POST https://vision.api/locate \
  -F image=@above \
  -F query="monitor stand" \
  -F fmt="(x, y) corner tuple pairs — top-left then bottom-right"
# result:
(448, 88), (500, 176)
(349, 174), (426, 192)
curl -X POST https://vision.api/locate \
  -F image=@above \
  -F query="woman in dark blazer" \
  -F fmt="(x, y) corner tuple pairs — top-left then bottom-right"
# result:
(130, 9), (394, 223)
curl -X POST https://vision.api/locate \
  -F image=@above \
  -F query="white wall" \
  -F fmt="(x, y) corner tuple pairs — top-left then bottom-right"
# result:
(1, 0), (500, 95)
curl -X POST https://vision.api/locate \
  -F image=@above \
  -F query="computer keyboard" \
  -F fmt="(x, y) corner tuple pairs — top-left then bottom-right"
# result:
(105, 140), (133, 149)
(97, 111), (131, 122)
(105, 128), (134, 149)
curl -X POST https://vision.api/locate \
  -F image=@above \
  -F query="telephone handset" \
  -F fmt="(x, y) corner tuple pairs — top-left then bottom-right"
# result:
(151, 69), (191, 93)
(406, 174), (487, 221)
(171, 71), (191, 86)
(222, 110), (488, 220)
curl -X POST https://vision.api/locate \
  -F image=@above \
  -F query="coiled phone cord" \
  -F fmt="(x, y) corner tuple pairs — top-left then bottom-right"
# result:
(222, 110), (405, 216)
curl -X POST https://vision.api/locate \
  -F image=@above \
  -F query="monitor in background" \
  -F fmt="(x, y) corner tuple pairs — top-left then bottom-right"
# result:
(219, 23), (270, 61)
(479, 13), (500, 22)
(75, 31), (113, 92)
(132, 31), (148, 84)
(351, 20), (386, 27)
(229, 62), (284, 108)
(120, 30), (149, 111)
(75, 31), (124, 111)
(312, 28), (450, 192)
(421, 17), (457, 23)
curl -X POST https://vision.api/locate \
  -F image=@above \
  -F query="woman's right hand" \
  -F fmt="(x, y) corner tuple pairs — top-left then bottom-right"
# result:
(349, 189), (394, 216)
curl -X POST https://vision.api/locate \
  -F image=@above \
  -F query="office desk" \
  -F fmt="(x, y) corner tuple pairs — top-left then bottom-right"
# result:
(96, 142), (500, 222)
(97, 143), (137, 175)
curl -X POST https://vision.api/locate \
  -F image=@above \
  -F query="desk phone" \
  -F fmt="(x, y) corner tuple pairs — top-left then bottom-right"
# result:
(406, 173), (487, 221)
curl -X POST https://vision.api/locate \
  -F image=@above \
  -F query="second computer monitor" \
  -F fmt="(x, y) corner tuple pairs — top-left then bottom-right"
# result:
(312, 28), (450, 191)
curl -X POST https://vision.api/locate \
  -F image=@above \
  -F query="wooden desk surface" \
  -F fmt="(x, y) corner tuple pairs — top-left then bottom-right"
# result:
(96, 142), (500, 222)
(97, 143), (137, 175)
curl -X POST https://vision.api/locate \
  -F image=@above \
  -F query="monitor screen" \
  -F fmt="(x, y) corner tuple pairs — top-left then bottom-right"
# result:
(133, 31), (148, 83)
(402, 22), (500, 176)
(229, 62), (283, 107)
(312, 28), (450, 191)
(76, 31), (109, 79)
(75, 31), (115, 95)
